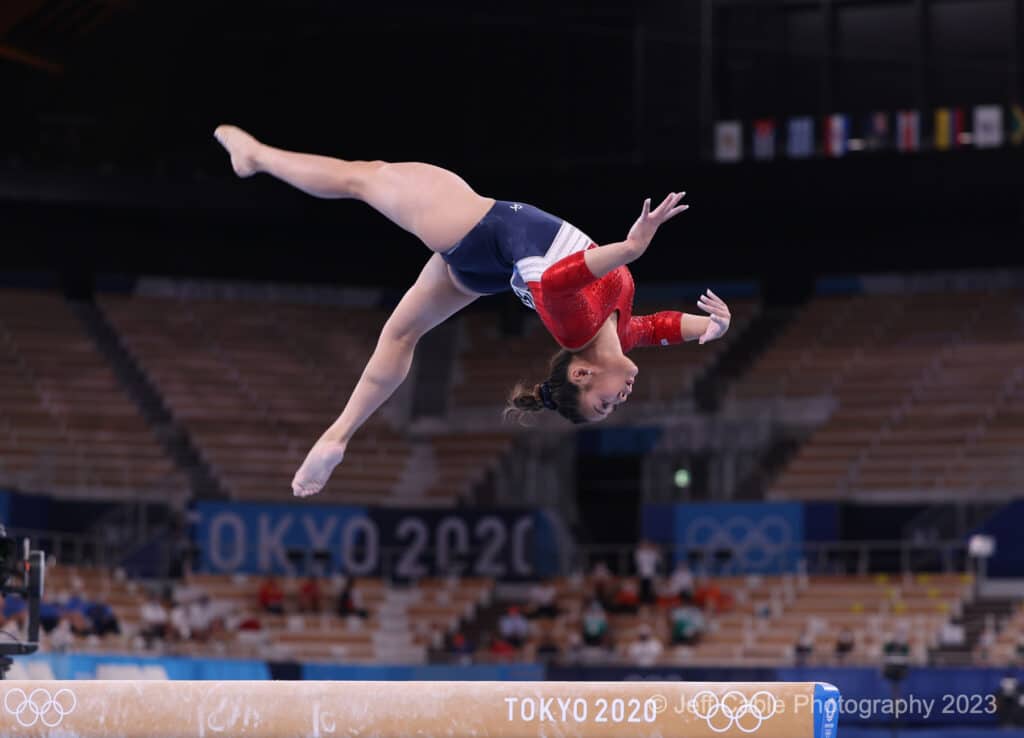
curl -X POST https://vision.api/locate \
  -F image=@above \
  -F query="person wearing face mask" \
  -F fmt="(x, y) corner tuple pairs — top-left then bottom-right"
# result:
(214, 125), (730, 497)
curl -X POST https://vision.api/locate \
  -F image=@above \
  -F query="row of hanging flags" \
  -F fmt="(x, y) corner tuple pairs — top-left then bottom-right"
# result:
(714, 104), (1024, 162)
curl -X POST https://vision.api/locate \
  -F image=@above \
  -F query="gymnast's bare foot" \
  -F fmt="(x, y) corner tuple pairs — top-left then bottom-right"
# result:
(291, 438), (347, 497)
(213, 124), (262, 177)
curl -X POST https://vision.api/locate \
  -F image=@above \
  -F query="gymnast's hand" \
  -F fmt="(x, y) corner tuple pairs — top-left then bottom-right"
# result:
(626, 192), (688, 256)
(696, 289), (731, 344)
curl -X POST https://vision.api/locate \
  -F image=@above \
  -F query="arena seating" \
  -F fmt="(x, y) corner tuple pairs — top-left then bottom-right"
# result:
(99, 295), (533, 505)
(34, 565), (494, 665)
(537, 571), (973, 667)
(0, 289), (185, 501)
(731, 289), (1024, 499)
(100, 295), (417, 503)
(985, 602), (1024, 665)
(20, 561), (995, 671)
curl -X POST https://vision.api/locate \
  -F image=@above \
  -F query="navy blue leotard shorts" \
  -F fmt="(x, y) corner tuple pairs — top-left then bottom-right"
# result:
(440, 200), (593, 306)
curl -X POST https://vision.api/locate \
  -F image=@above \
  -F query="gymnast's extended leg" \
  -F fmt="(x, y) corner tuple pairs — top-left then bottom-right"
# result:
(288, 254), (478, 496)
(213, 125), (494, 251)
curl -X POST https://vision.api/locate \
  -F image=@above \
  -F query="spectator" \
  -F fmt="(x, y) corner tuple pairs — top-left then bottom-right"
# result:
(627, 624), (664, 667)
(336, 577), (368, 619)
(668, 594), (705, 645)
(0, 593), (28, 634)
(882, 622), (911, 682)
(660, 561), (695, 605)
(581, 600), (608, 647)
(527, 581), (559, 619)
(610, 580), (640, 614)
(168, 597), (192, 641)
(938, 621), (965, 648)
(448, 631), (475, 659)
(589, 561), (614, 607)
(634, 540), (661, 605)
(834, 626), (855, 664)
(564, 631), (584, 662)
(978, 622), (998, 664)
(258, 576), (285, 615)
(535, 627), (561, 662)
(485, 632), (518, 659)
(85, 601), (120, 637)
(298, 577), (322, 613)
(187, 594), (216, 642)
(694, 579), (733, 613)
(498, 606), (530, 648)
(139, 591), (169, 647)
(1015, 634), (1024, 666)
(49, 618), (74, 652)
(794, 625), (814, 666)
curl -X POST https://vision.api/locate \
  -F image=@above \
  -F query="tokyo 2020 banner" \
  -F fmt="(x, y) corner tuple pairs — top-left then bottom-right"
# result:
(191, 501), (562, 580)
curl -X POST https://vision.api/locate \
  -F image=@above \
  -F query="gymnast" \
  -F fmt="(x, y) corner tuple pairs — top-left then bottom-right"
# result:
(213, 125), (732, 497)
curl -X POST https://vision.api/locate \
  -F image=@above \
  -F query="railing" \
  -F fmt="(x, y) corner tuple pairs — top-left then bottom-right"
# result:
(5, 527), (124, 570)
(567, 539), (970, 579)
(1, 526), (971, 583)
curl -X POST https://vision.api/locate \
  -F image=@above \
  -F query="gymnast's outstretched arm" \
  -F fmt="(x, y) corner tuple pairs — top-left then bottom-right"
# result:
(291, 254), (478, 497)
(584, 192), (689, 278)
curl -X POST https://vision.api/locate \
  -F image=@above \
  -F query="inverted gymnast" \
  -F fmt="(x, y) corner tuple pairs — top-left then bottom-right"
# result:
(214, 126), (732, 497)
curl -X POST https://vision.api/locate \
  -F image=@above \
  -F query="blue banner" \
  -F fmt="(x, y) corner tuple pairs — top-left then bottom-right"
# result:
(193, 500), (371, 575)
(971, 500), (1024, 578)
(20, 653), (269, 681)
(643, 502), (805, 574)
(192, 502), (561, 579)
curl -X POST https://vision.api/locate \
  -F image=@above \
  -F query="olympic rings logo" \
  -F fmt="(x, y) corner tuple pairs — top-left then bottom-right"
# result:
(4, 687), (77, 728)
(684, 515), (795, 571)
(688, 690), (779, 733)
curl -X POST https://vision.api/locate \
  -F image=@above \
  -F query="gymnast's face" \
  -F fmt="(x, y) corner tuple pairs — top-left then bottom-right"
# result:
(570, 356), (638, 422)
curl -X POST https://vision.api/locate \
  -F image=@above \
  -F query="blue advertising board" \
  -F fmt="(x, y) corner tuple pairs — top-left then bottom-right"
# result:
(643, 502), (805, 574)
(192, 501), (561, 580)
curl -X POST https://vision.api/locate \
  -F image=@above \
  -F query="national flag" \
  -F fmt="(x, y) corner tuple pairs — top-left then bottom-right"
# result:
(1010, 104), (1024, 146)
(896, 110), (920, 152)
(973, 105), (1004, 148)
(787, 116), (815, 158)
(866, 112), (890, 151)
(934, 108), (965, 150)
(752, 119), (776, 161)
(714, 121), (742, 162)
(824, 114), (848, 157)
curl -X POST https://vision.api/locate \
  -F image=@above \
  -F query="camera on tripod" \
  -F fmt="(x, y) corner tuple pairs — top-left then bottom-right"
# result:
(0, 525), (46, 677)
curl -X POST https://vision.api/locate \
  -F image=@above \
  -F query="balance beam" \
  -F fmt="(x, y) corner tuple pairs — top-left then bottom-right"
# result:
(0, 680), (840, 737)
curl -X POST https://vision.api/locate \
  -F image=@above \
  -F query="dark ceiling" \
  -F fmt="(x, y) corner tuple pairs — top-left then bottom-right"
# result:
(2, 1), (1022, 294)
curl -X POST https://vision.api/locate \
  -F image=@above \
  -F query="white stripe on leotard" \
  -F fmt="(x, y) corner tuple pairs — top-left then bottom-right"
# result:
(510, 220), (594, 310)
(513, 221), (593, 283)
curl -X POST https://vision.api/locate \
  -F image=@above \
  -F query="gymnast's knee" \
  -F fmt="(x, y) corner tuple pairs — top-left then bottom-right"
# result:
(345, 160), (389, 198)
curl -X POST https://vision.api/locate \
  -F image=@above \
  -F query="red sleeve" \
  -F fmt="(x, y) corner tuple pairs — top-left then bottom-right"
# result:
(539, 250), (599, 295)
(626, 311), (684, 348)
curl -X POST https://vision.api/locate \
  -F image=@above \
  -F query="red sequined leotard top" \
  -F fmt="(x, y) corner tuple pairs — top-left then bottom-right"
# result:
(526, 246), (685, 352)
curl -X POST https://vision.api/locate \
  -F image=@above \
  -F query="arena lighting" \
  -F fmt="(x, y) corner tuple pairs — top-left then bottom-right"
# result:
(674, 468), (691, 488)
(968, 534), (995, 559)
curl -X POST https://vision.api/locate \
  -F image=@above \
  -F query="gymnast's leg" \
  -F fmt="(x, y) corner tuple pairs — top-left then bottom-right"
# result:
(213, 125), (494, 251)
